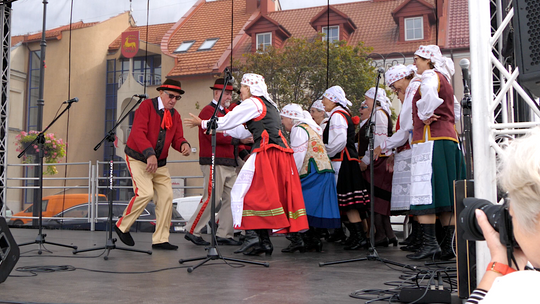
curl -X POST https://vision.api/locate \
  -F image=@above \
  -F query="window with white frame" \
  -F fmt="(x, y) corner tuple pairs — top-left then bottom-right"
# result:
(405, 17), (424, 41)
(198, 38), (219, 51)
(256, 32), (272, 52)
(174, 41), (195, 53)
(322, 26), (339, 43)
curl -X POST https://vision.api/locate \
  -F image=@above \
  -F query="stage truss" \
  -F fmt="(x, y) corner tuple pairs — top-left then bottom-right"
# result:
(0, 2), (12, 216)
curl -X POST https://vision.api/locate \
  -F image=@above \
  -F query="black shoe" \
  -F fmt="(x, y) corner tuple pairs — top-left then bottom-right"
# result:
(184, 233), (210, 246)
(375, 237), (389, 247)
(152, 242), (178, 250)
(114, 225), (134, 246)
(234, 231), (259, 254)
(406, 224), (441, 260)
(216, 236), (242, 246)
(281, 233), (305, 253)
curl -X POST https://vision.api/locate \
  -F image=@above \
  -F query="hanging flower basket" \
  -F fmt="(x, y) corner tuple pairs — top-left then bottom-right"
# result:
(15, 131), (66, 175)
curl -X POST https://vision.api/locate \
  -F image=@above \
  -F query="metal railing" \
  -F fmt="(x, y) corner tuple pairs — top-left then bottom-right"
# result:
(3, 159), (203, 231)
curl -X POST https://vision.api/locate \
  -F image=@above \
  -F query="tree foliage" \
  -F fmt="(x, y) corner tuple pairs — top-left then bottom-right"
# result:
(234, 34), (380, 112)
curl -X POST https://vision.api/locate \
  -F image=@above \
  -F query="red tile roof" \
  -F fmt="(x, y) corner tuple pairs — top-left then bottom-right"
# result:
(108, 23), (175, 51)
(446, 0), (469, 49)
(164, 0), (256, 77)
(167, 0), (469, 77)
(14, 21), (99, 45)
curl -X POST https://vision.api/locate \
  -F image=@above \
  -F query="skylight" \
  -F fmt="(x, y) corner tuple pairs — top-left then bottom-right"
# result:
(174, 41), (195, 53)
(198, 38), (219, 51)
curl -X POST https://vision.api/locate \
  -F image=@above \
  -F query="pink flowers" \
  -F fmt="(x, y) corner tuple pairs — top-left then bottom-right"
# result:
(15, 130), (66, 175)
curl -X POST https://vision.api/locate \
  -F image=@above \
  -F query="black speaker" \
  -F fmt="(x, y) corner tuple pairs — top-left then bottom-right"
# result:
(513, 0), (540, 97)
(0, 217), (19, 283)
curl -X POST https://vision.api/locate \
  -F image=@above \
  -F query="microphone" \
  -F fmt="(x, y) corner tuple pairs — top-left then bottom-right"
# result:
(134, 94), (148, 99)
(459, 58), (471, 93)
(224, 67), (235, 83)
(377, 67), (385, 74)
(63, 97), (79, 104)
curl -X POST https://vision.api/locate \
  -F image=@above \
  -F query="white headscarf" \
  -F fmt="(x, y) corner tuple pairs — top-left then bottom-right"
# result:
(311, 99), (325, 112)
(241, 73), (278, 109)
(414, 45), (455, 81)
(385, 64), (414, 86)
(323, 86), (352, 109)
(280, 103), (322, 136)
(365, 87), (391, 116)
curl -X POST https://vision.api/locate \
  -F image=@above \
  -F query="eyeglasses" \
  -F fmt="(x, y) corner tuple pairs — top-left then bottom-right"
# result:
(163, 90), (182, 101)
(360, 105), (369, 110)
(389, 84), (399, 93)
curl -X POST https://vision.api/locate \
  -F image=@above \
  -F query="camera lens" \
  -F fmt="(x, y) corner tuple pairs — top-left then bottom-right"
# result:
(459, 198), (505, 241)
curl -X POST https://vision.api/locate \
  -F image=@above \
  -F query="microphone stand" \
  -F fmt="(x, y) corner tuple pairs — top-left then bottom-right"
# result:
(319, 72), (416, 271)
(461, 80), (473, 180)
(179, 68), (269, 273)
(17, 100), (79, 254)
(73, 95), (152, 259)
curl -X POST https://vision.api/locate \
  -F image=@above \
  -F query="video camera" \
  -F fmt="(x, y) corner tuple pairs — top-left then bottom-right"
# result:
(458, 197), (518, 248)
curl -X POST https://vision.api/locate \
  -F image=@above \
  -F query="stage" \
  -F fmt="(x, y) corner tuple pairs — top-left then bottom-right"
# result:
(0, 228), (462, 303)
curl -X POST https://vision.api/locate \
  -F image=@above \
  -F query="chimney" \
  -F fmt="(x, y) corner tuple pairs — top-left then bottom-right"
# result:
(246, 0), (258, 14)
(260, 0), (277, 15)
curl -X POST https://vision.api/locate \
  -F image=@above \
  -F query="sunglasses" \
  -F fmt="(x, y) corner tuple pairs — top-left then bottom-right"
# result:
(163, 90), (182, 101)
(360, 105), (369, 109)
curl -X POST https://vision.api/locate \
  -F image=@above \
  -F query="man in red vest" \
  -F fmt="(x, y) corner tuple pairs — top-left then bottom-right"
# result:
(184, 78), (249, 246)
(115, 79), (191, 250)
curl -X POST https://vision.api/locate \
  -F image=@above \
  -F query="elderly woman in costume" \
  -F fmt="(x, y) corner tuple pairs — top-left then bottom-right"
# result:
(322, 85), (369, 250)
(406, 45), (464, 260)
(185, 73), (309, 256)
(280, 104), (341, 253)
(356, 87), (397, 247)
(373, 65), (423, 251)
(464, 128), (540, 303)
(310, 99), (329, 129)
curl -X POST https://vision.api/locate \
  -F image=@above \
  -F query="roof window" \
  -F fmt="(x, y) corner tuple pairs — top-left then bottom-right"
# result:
(198, 38), (219, 51)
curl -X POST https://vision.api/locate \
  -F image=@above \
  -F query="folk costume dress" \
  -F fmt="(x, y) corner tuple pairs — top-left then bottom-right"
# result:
(357, 88), (394, 216)
(200, 75), (309, 234)
(282, 105), (341, 229)
(409, 47), (465, 215)
(381, 65), (421, 212)
(322, 88), (369, 212)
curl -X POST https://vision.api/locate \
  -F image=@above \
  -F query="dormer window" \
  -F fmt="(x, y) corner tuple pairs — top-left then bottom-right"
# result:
(404, 17), (424, 41)
(256, 32), (272, 52)
(174, 41), (195, 53)
(322, 26), (340, 43)
(198, 38), (219, 51)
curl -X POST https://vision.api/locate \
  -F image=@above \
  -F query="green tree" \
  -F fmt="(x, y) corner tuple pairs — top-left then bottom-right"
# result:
(235, 34), (382, 113)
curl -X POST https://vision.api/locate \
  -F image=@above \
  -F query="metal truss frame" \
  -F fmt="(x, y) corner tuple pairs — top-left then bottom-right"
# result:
(0, 2), (12, 216)
(469, 0), (540, 281)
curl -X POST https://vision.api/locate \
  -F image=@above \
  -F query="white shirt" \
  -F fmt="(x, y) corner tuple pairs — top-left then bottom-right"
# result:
(324, 107), (348, 158)
(360, 108), (388, 165)
(479, 270), (540, 303)
(290, 124), (309, 172)
(381, 78), (421, 153)
(201, 97), (262, 139)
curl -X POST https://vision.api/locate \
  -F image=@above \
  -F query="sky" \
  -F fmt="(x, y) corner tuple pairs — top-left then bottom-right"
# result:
(11, 0), (363, 36)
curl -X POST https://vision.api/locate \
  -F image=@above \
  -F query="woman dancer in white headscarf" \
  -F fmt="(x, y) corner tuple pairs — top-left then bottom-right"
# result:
(310, 99), (329, 130)
(185, 73), (309, 256)
(374, 65), (423, 251)
(280, 104), (341, 253)
(406, 45), (465, 260)
(322, 85), (370, 250)
(357, 87), (396, 247)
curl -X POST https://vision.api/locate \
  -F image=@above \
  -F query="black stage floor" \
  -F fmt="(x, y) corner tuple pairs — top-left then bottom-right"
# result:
(0, 228), (463, 304)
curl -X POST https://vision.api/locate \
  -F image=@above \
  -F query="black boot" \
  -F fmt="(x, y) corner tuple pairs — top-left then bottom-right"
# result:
(281, 232), (305, 253)
(439, 225), (456, 260)
(400, 222), (422, 252)
(400, 220), (419, 246)
(340, 222), (354, 246)
(234, 230), (259, 254)
(327, 226), (346, 243)
(244, 229), (273, 256)
(406, 224), (441, 260)
(344, 222), (367, 250)
(302, 229), (323, 252)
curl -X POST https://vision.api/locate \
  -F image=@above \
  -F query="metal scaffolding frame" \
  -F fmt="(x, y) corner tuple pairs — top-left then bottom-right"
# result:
(470, 0), (540, 280)
(0, 1), (13, 216)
